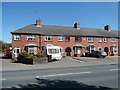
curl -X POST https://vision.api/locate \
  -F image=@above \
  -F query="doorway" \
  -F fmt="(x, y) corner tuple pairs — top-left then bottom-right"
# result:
(104, 47), (109, 55)
(65, 47), (72, 56)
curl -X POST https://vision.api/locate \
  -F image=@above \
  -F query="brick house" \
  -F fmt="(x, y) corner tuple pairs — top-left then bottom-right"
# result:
(11, 19), (119, 58)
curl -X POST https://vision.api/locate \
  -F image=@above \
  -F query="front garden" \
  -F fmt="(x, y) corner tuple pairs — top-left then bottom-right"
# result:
(11, 52), (48, 64)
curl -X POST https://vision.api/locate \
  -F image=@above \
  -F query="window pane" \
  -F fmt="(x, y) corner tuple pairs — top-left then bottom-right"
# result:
(65, 36), (70, 42)
(14, 35), (20, 40)
(88, 37), (94, 42)
(27, 35), (36, 41)
(75, 37), (82, 42)
(58, 36), (64, 41)
(45, 36), (52, 41)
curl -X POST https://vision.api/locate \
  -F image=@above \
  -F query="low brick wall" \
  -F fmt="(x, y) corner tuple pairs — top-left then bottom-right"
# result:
(18, 57), (48, 64)
(33, 57), (48, 64)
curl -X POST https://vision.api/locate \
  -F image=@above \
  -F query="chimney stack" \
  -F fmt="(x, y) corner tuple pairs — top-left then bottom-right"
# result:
(36, 18), (41, 27)
(74, 22), (80, 29)
(104, 25), (111, 31)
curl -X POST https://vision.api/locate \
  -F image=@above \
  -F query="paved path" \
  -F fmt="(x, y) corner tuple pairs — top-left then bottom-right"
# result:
(1, 56), (118, 71)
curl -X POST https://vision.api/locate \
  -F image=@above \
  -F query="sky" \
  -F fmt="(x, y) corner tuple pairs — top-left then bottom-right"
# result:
(2, 2), (118, 43)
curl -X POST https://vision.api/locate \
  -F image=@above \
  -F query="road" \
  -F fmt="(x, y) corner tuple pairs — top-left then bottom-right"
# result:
(2, 64), (119, 89)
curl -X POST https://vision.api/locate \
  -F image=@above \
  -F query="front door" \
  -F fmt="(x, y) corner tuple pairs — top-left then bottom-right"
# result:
(104, 47), (109, 55)
(65, 47), (72, 56)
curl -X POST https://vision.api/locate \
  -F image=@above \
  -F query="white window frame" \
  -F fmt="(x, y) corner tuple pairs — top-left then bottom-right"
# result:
(74, 47), (82, 55)
(88, 37), (94, 42)
(27, 35), (36, 41)
(111, 38), (116, 43)
(58, 36), (64, 41)
(44, 36), (52, 41)
(98, 37), (102, 42)
(14, 35), (21, 40)
(103, 38), (108, 42)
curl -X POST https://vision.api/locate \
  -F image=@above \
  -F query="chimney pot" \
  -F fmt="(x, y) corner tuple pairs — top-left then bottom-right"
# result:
(36, 18), (41, 27)
(104, 25), (111, 31)
(74, 22), (80, 29)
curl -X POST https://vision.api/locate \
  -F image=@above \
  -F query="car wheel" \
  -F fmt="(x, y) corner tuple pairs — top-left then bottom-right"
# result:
(103, 56), (106, 58)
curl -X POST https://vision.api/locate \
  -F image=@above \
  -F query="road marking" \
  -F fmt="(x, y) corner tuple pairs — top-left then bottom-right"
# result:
(110, 69), (118, 71)
(36, 71), (91, 78)
(1, 78), (6, 81)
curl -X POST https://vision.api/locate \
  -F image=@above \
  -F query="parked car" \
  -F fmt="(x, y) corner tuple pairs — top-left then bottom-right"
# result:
(86, 51), (107, 58)
(2, 52), (12, 59)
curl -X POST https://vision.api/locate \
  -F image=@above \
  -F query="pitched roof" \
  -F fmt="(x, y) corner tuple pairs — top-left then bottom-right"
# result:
(11, 24), (119, 38)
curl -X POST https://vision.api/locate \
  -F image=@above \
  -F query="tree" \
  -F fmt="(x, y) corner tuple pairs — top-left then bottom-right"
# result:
(0, 40), (12, 52)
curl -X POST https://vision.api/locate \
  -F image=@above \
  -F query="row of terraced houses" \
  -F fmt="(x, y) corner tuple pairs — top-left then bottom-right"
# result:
(11, 19), (120, 58)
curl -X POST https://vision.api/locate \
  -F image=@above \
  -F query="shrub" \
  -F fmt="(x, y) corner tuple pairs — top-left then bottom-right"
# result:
(35, 52), (46, 58)
(18, 52), (29, 58)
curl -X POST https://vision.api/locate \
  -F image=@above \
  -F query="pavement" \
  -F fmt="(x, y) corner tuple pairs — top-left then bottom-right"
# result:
(1, 56), (119, 71)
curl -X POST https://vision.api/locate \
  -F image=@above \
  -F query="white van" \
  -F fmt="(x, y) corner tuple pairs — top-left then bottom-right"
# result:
(46, 46), (62, 60)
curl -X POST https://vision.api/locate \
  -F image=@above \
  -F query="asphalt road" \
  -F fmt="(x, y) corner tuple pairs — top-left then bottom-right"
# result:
(2, 64), (119, 89)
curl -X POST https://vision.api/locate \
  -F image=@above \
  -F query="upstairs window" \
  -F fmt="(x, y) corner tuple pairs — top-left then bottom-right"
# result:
(103, 38), (108, 42)
(98, 37), (102, 42)
(75, 37), (82, 42)
(88, 37), (94, 42)
(65, 36), (70, 42)
(111, 38), (116, 43)
(44, 36), (52, 41)
(58, 36), (64, 41)
(27, 35), (36, 41)
(14, 35), (21, 40)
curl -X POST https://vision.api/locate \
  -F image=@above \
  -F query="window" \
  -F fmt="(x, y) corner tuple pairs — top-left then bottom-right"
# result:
(28, 47), (37, 54)
(88, 37), (94, 42)
(65, 36), (70, 42)
(75, 37), (82, 42)
(111, 38), (116, 43)
(58, 36), (64, 41)
(74, 47), (82, 55)
(110, 46), (117, 54)
(87, 45), (95, 53)
(27, 35), (36, 41)
(103, 38), (108, 42)
(14, 35), (21, 40)
(98, 37), (102, 42)
(44, 36), (52, 41)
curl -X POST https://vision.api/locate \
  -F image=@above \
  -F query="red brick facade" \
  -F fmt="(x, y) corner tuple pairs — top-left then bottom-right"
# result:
(12, 34), (119, 58)
(11, 19), (119, 58)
